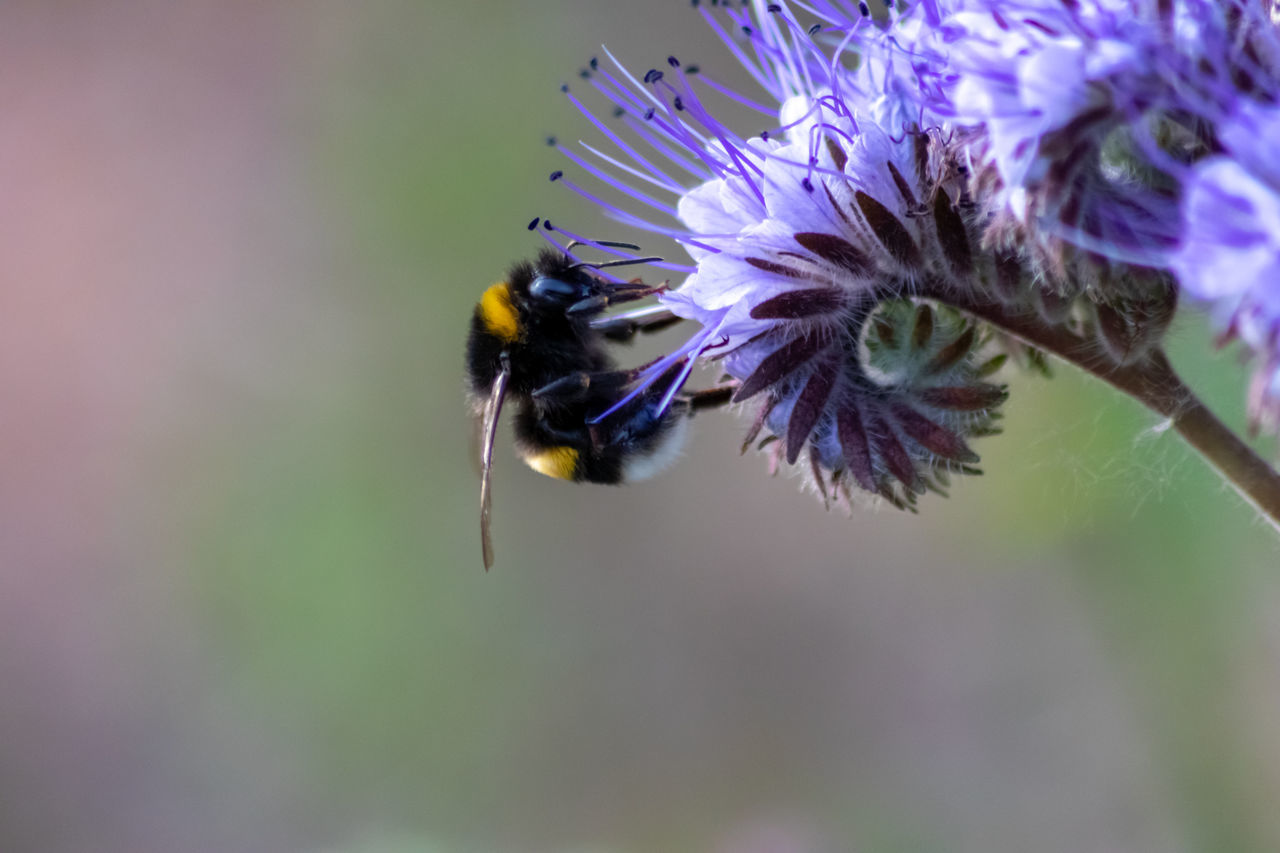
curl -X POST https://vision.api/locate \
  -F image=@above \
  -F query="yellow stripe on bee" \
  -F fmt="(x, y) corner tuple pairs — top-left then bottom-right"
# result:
(479, 282), (520, 342)
(523, 446), (579, 480)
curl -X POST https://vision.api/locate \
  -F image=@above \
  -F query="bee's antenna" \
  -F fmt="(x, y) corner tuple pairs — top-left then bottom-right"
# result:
(540, 221), (663, 271)
(570, 255), (664, 272)
(565, 239), (643, 253)
(562, 236), (662, 270)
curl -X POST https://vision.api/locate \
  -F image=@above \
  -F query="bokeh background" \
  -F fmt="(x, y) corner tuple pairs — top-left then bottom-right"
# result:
(3, 2), (1279, 852)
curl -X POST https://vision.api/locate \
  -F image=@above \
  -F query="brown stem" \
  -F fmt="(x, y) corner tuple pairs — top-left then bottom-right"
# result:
(934, 290), (1280, 532)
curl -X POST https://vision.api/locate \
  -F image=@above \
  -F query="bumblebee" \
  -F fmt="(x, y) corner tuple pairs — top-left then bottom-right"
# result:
(466, 242), (729, 569)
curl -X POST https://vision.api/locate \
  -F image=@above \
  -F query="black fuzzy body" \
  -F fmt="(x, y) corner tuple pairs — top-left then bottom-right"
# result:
(466, 250), (683, 484)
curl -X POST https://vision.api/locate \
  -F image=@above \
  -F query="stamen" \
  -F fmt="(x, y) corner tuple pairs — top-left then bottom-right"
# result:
(691, 73), (776, 116)
(553, 144), (681, 217)
(601, 45), (674, 114)
(576, 140), (686, 195)
(562, 87), (689, 191)
(614, 106), (715, 179)
(588, 317), (728, 423)
(648, 73), (769, 208)
(698, 6), (783, 97)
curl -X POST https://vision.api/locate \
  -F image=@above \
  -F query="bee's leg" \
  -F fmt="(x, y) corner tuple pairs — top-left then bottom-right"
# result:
(531, 369), (635, 403)
(591, 305), (684, 342)
(530, 373), (592, 403)
(564, 239), (664, 276)
(682, 382), (738, 412)
(515, 407), (591, 448)
(567, 282), (667, 317)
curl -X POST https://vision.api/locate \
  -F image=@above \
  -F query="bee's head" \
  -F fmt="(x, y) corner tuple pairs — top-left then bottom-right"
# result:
(514, 250), (602, 310)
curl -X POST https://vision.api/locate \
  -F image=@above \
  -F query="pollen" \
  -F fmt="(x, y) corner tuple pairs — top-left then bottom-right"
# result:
(523, 445), (579, 480)
(479, 283), (520, 342)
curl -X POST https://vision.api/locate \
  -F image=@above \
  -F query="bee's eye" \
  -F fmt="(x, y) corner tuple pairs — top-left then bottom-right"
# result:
(529, 276), (587, 304)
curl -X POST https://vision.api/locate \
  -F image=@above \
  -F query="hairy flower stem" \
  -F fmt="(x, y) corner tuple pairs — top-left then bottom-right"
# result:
(930, 289), (1280, 532)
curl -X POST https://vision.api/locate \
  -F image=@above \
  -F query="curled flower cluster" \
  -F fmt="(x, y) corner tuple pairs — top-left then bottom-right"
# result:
(893, 0), (1280, 428)
(538, 0), (1280, 506)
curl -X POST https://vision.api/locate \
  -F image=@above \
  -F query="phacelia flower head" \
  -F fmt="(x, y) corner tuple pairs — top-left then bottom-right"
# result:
(888, 1), (1267, 251)
(541, 0), (1016, 505)
(535, 0), (1280, 510)
(886, 0), (1280, 428)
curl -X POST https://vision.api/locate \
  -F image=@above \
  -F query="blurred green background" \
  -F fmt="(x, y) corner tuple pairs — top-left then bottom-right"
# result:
(2, 2), (1278, 852)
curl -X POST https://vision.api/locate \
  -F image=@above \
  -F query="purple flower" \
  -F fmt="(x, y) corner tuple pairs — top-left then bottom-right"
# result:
(884, 0), (1280, 427)
(539, 0), (1280, 507)
(545, 2), (1008, 504)
(1172, 102), (1280, 433)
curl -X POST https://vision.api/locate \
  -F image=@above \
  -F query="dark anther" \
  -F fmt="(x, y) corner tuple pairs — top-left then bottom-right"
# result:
(612, 107), (625, 118)
(742, 25), (753, 35)
(801, 177), (814, 193)
(644, 69), (663, 84)
(673, 96), (685, 111)
(559, 83), (569, 93)
(668, 56), (680, 68)
(859, 2), (870, 15)
(549, 170), (564, 182)
(579, 68), (591, 79)
(761, 130), (770, 140)
(767, 3), (782, 11)
(589, 57), (598, 70)
(542, 219), (555, 230)
(546, 136), (557, 146)
(643, 107), (655, 120)
(685, 64), (700, 74)
(808, 24), (822, 35)
(527, 217), (541, 231)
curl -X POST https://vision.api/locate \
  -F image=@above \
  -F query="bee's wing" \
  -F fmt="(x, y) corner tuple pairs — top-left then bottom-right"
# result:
(479, 366), (510, 571)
